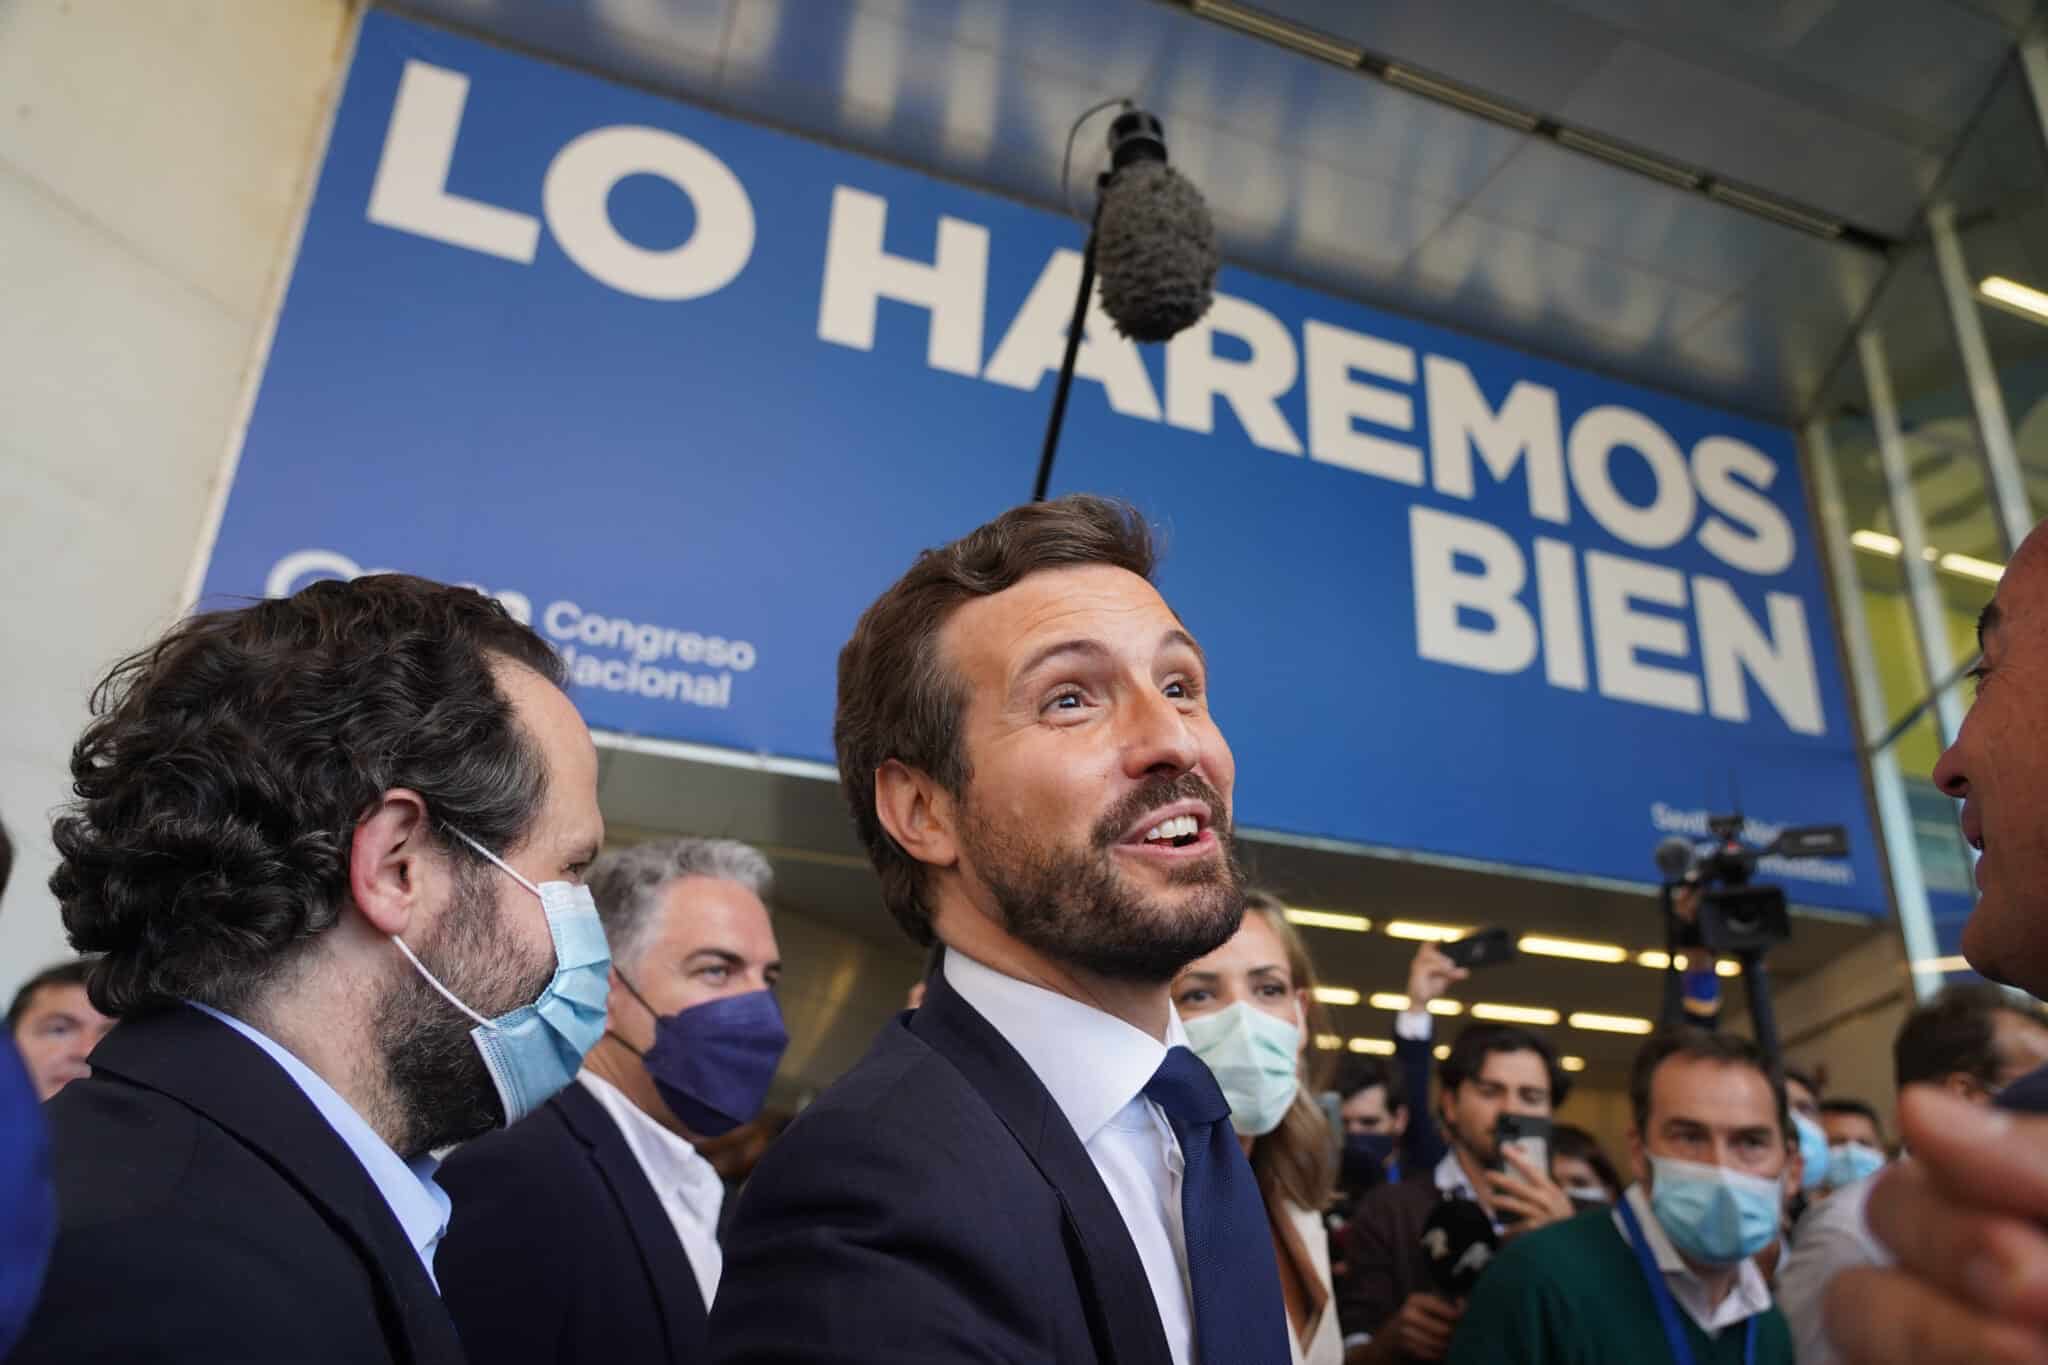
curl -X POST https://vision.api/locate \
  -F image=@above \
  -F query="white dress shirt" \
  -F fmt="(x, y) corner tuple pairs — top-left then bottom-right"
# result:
(1614, 1184), (1775, 1337)
(943, 948), (1196, 1365)
(1432, 1149), (1481, 1203)
(187, 1002), (451, 1287)
(1776, 1172), (1889, 1365)
(576, 1070), (726, 1312)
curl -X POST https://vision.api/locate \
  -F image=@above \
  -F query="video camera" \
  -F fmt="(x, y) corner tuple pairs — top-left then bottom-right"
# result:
(1656, 814), (1849, 954)
(1651, 812), (1849, 1061)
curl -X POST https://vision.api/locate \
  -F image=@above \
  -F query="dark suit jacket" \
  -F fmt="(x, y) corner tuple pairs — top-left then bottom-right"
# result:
(1394, 1030), (1446, 1176)
(1335, 1176), (1442, 1355)
(12, 1005), (466, 1365)
(435, 1080), (708, 1364)
(709, 967), (1175, 1364)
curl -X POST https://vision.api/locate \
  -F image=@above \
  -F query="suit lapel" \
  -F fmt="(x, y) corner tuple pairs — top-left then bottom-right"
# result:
(89, 1006), (464, 1365)
(911, 969), (1173, 1365)
(552, 1083), (708, 1358)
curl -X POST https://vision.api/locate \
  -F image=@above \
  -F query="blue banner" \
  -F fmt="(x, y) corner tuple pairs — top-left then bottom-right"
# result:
(200, 10), (1884, 914)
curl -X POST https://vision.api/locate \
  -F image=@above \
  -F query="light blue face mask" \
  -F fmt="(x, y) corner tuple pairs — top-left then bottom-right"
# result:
(1180, 1000), (1302, 1137)
(1648, 1155), (1783, 1265)
(1826, 1141), (1887, 1190)
(391, 829), (612, 1126)
(1792, 1111), (1831, 1193)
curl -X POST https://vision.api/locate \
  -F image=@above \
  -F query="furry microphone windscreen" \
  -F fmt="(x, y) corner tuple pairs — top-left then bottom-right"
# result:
(1093, 160), (1221, 344)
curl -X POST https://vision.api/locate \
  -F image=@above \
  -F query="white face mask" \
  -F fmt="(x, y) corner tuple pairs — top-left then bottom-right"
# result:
(1180, 1000), (1302, 1137)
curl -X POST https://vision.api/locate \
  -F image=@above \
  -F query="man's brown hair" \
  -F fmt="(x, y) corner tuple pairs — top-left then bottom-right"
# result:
(833, 496), (1157, 943)
(51, 575), (563, 1018)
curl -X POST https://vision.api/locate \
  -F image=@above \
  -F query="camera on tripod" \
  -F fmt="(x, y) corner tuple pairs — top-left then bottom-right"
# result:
(1651, 812), (1849, 1062)
(1657, 813), (1850, 954)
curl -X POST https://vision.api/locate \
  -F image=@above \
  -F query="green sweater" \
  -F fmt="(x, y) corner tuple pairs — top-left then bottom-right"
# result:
(1446, 1208), (1794, 1365)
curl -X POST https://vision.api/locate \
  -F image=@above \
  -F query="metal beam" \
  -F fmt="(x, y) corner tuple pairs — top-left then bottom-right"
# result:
(1929, 203), (2033, 555)
(1807, 418), (1944, 1000)
(1859, 329), (1965, 747)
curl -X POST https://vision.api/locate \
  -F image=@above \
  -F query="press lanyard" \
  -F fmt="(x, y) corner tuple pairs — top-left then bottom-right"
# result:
(1615, 1194), (1757, 1365)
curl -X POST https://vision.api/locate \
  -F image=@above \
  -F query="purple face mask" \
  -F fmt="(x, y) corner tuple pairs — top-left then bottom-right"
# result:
(613, 972), (789, 1137)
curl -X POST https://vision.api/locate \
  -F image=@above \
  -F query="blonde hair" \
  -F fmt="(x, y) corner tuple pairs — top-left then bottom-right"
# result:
(1243, 890), (1338, 1213)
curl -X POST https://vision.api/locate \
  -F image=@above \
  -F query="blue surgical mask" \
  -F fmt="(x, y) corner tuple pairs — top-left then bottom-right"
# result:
(1342, 1131), (1398, 1190)
(1181, 1000), (1302, 1137)
(1826, 1141), (1887, 1189)
(1648, 1155), (1782, 1265)
(1792, 1111), (1831, 1193)
(615, 972), (789, 1137)
(392, 830), (611, 1126)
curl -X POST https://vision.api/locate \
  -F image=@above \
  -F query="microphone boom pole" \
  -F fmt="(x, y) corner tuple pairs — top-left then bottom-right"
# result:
(1032, 106), (1217, 501)
(1032, 201), (1100, 503)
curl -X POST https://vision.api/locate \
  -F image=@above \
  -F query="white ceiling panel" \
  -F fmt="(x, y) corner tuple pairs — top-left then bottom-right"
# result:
(1257, 0), (1625, 111)
(1457, 139), (1817, 293)
(866, 0), (1187, 91)
(1560, 39), (1948, 235)
(1141, 18), (1528, 202)
(407, 0), (736, 90)
(1406, 211), (1731, 354)
(1276, 161), (1466, 277)
(1941, 64), (2048, 219)
(1673, 299), (1850, 419)
(1955, 0), (2044, 28)
(1553, 0), (2012, 144)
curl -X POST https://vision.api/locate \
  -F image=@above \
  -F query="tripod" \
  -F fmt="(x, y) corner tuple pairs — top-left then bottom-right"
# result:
(1655, 882), (1783, 1065)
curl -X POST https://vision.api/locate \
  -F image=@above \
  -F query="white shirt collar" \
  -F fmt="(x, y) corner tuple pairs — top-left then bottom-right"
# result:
(1433, 1150), (1479, 1200)
(942, 947), (1188, 1143)
(187, 1002), (451, 1284)
(575, 1070), (725, 1222)
(1617, 1184), (1774, 1336)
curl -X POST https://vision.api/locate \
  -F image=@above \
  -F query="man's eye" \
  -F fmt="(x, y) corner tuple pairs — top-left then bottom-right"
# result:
(1045, 689), (1084, 712)
(1175, 988), (1212, 1006)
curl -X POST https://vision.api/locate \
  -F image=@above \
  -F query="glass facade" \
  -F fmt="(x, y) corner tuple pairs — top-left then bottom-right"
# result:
(1806, 55), (2048, 993)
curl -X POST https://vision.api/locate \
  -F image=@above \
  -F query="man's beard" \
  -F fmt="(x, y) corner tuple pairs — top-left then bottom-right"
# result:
(958, 771), (1246, 985)
(1445, 1106), (1499, 1169)
(376, 862), (554, 1158)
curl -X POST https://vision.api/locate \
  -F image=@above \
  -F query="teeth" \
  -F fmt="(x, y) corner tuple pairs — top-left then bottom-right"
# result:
(1143, 814), (1200, 842)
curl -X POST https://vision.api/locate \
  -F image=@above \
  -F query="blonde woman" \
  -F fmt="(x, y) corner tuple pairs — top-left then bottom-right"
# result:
(1172, 891), (1342, 1365)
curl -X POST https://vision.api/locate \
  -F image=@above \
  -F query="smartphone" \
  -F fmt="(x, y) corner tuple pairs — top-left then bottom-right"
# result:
(1442, 926), (1518, 971)
(1494, 1113), (1553, 1174)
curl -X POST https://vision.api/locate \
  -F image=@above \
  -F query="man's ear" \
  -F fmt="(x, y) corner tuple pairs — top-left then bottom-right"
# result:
(1628, 1124), (1649, 1188)
(875, 760), (959, 873)
(349, 789), (432, 939)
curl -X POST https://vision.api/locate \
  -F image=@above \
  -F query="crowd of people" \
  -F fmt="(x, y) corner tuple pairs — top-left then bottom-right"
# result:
(1, 492), (2046, 1364)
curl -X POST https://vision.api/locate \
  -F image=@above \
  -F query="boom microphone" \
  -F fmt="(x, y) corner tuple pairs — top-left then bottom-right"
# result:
(1091, 110), (1219, 343)
(1420, 1198), (1499, 1300)
(1033, 104), (1220, 501)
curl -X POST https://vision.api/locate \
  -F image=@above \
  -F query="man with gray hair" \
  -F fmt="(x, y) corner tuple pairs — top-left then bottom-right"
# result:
(434, 836), (787, 1365)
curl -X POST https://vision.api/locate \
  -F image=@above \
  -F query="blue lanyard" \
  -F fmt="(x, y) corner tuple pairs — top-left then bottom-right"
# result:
(1615, 1194), (1757, 1365)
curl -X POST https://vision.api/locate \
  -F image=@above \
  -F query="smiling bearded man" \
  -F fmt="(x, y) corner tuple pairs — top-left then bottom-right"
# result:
(709, 495), (1292, 1365)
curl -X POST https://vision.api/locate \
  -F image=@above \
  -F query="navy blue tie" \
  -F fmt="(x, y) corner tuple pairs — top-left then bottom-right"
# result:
(1144, 1045), (1292, 1365)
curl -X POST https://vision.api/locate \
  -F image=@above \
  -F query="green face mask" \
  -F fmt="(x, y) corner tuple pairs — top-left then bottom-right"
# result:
(1180, 1000), (1302, 1137)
